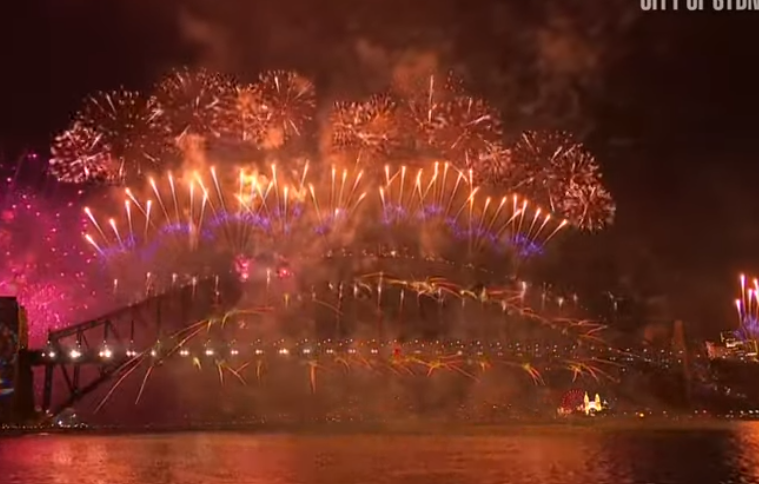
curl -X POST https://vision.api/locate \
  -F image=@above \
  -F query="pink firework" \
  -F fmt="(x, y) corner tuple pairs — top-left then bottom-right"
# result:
(0, 190), (102, 345)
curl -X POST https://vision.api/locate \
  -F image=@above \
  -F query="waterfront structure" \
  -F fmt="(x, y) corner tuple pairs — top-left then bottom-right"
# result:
(583, 392), (603, 415)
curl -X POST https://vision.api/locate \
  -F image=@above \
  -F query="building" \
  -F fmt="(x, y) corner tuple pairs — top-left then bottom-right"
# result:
(706, 335), (758, 361)
(583, 392), (604, 415)
(557, 389), (606, 416)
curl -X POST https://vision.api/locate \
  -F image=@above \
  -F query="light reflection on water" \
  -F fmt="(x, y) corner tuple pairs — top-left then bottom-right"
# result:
(3, 424), (759, 484)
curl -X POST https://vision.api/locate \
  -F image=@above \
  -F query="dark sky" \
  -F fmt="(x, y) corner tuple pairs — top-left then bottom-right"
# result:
(2, 1), (758, 336)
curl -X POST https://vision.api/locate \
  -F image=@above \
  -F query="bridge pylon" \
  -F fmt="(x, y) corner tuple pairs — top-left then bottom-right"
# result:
(672, 319), (692, 404)
(0, 297), (36, 424)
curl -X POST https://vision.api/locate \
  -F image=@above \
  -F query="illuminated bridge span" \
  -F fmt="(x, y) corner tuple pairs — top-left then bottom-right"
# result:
(0, 276), (240, 423)
(0, 274), (693, 423)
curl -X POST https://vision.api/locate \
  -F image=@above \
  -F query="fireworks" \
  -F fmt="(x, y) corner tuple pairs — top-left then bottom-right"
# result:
(254, 70), (316, 148)
(76, 162), (627, 410)
(49, 68), (615, 234)
(734, 274), (759, 341)
(50, 88), (171, 184)
(103, 334), (621, 401)
(430, 96), (503, 163)
(195, 70), (316, 150)
(49, 122), (114, 184)
(76, 88), (171, 182)
(467, 142), (512, 186)
(153, 67), (234, 140)
(329, 94), (401, 162)
(215, 84), (268, 144)
(376, 162), (567, 258)
(389, 73), (504, 170)
(84, 162), (567, 282)
(0, 189), (100, 345)
(77, 162), (605, 408)
(84, 297), (622, 413)
(394, 72), (463, 148)
(510, 130), (615, 230)
(36, 65), (626, 414)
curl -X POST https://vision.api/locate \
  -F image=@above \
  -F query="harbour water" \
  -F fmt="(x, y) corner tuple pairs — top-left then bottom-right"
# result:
(2, 423), (759, 484)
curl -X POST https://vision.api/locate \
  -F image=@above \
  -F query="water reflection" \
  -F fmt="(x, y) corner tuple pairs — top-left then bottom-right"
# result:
(1, 425), (758, 484)
(735, 423), (759, 483)
(603, 429), (746, 484)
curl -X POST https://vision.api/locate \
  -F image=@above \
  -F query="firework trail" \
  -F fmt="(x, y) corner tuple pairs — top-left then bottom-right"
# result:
(83, 161), (567, 285)
(83, 162), (333, 274)
(375, 162), (567, 258)
(87, 304), (621, 407)
(105, 334), (621, 400)
(734, 274), (759, 341)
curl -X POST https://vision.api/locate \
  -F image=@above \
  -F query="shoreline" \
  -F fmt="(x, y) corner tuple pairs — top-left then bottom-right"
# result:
(1, 417), (753, 437)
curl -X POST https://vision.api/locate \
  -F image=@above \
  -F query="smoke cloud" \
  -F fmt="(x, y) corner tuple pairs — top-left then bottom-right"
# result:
(171, 0), (639, 135)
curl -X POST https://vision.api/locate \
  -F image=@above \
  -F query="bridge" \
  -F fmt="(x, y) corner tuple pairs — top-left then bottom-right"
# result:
(0, 273), (697, 425)
(0, 275), (239, 424)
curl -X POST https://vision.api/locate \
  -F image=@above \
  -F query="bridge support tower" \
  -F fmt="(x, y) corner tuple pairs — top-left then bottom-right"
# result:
(0, 297), (36, 425)
(672, 319), (692, 404)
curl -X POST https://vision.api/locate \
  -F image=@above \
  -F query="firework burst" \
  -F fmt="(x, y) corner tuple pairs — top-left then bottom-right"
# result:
(75, 88), (171, 182)
(215, 84), (267, 144)
(49, 122), (114, 184)
(466, 142), (512, 186)
(329, 94), (402, 164)
(393, 72), (462, 150)
(431, 96), (503, 165)
(511, 130), (615, 230)
(154, 67), (234, 140)
(255, 70), (316, 148)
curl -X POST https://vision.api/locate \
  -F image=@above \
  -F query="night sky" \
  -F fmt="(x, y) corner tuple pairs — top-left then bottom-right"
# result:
(2, 1), (758, 337)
